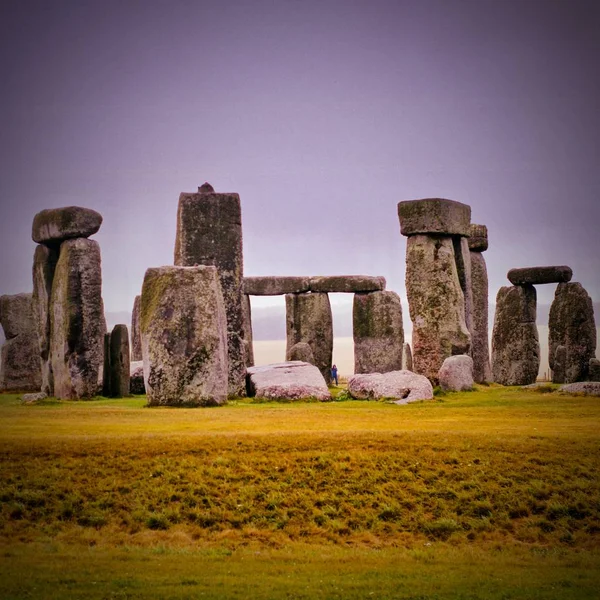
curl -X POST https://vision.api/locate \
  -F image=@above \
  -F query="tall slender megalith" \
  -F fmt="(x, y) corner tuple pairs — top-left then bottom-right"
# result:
(468, 224), (492, 383)
(130, 295), (142, 361)
(174, 183), (245, 397)
(109, 324), (131, 398)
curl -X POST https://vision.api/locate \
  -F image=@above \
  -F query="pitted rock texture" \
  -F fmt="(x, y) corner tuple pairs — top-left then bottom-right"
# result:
(548, 282), (596, 383)
(470, 251), (492, 383)
(405, 234), (471, 382)
(402, 343), (413, 371)
(455, 237), (473, 335)
(588, 359), (600, 382)
(243, 277), (311, 296)
(438, 355), (474, 391)
(491, 285), (540, 386)
(507, 266), (572, 286)
(0, 293), (42, 391)
(32, 206), (103, 245)
(286, 342), (315, 365)
(398, 198), (471, 237)
(309, 276), (386, 293)
(32, 244), (59, 394)
(102, 333), (111, 396)
(50, 238), (105, 399)
(353, 291), (404, 374)
(174, 187), (245, 397)
(109, 324), (130, 398)
(141, 266), (228, 406)
(129, 360), (145, 394)
(286, 292), (333, 384)
(131, 295), (142, 361)
(347, 370), (433, 403)
(246, 361), (330, 401)
(468, 224), (488, 252)
(241, 295), (254, 367)
(552, 345), (567, 384)
(559, 382), (600, 396)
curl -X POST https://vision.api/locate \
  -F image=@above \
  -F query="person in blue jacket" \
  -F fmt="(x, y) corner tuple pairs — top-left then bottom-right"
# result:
(331, 364), (338, 386)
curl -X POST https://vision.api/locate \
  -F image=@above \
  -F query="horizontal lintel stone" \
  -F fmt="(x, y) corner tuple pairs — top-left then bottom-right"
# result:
(507, 266), (572, 286)
(243, 275), (386, 295)
(398, 198), (471, 237)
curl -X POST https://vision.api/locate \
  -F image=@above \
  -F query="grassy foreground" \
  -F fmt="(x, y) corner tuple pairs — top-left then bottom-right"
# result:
(0, 386), (599, 598)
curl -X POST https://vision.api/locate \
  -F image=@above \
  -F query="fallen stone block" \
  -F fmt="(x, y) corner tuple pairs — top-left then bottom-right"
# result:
(438, 355), (474, 391)
(347, 370), (433, 403)
(559, 382), (600, 396)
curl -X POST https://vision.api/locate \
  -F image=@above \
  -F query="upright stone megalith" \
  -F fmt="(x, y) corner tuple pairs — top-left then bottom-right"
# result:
(548, 282), (596, 383)
(130, 295), (142, 362)
(491, 285), (540, 385)
(285, 293), (333, 384)
(109, 324), (130, 398)
(50, 238), (105, 399)
(0, 294), (42, 391)
(353, 291), (404, 374)
(468, 224), (492, 383)
(241, 294), (254, 368)
(174, 183), (245, 397)
(398, 199), (471, 383)
(140, 266), (228, 406)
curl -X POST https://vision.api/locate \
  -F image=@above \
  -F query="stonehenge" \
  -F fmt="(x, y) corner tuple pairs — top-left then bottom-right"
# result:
(130, 295), (142, 362)
(107, 324), (130, 398)
(438, 355), (474, 392)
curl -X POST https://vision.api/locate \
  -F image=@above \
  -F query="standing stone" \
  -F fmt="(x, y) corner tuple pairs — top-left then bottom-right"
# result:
(285, 293), (333, 384)
(548, 282), (596, 383)
(469, 225), (492, 384)
(140, 266), (228, 406)
(32, 244), (59, 394)
(109, 324), (130, 397)
(404, 234), (470, 382)
(130, 295), (142, 361)
(286, 342), (315, 365)
(588, 359), (600, 382)
(402, 343), (413, 371)
(50, 238), (105, 399)
(0, 294), (42, 391)
(552, 345), (567, 384)
(174, 184), (245, 397)
(454, 237), (473, 335)
(102, 333), (111, 396)
(491, 285), (540, 385)
(241, 294), (254, 368)
(353, 291), (404, 374)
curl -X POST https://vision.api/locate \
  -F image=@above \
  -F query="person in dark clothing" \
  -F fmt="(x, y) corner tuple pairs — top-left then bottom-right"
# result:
(331, 364), (338, 385)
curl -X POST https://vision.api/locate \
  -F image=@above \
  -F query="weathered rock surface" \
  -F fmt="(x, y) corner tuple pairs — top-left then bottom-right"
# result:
(286, 342), (315, 364)
(468, 224), (488, 252)
(398, 198), (471, 237)
(109, 324), (130, 397)
(21, 391), (47, 404)
(50, 238), (105, 399)
(402, 343), (413, 371)
(32, 206), (103, 245)
(491, 285), (540, 385)
(246, 361), (330, 401)
(0, 294), (42, 391)
(32, 244), (59, 394)
(102, 333), (111, 396)
(309, 276), (386, 293)
(286, 293), (333, 384)
(552, 345), (567, 384)
(507, 266), (572, 286)
(241, 295), (254, 367)
(140, 266), (228, 406)
(559, 382), (600, 396)
(353, 291), (403, 374)
(174, 185), (245, 397)
(131, 295), (142, 361)
(455, 237), (473, 335)
(438, 355), (474, 391)
(347, 370), (433, 403)
(548, 282), (596, 383)
(405, 234), (470, 382)
(589, 359), (600, 382)
(470, 251), (492, 383)
(129, 360), (145, 394)
(243, 276), (311, 295)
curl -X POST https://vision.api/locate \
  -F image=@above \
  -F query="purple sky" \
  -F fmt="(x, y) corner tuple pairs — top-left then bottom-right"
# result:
(1, 0), (599, 322)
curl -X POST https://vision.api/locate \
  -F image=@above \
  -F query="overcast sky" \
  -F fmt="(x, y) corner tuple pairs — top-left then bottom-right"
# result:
(1, 0), (598, 325)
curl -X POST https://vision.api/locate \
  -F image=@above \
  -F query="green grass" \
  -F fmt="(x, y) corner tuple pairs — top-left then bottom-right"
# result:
(0, 386), (599, 598)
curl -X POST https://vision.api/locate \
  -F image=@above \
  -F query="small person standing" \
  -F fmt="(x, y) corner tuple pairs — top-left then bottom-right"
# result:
(331, 364), (338, 386)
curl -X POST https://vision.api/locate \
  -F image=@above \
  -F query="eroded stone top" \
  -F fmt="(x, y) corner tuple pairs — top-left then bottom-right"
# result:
(198, 182), (215, 193)
(468, 224), (488, 252)
(243, 275), (386, 295)
(507, 266), (572, 286)
(398, 198), (471, 237)
(32, 206), (103, 245)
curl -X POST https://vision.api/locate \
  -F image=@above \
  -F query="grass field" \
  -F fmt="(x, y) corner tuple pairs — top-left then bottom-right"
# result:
(0, 386), (599, 598)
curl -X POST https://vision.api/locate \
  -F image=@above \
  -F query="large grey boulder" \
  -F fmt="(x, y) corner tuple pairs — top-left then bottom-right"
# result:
(32, 244), (59, 394)
(559, 382), (600, 396)
(507, 266), (572, 286)
(50, 238), (106, 399)
(404, 234), (470, 382)
(129, 360), (145, 394)
(470, 243), (492, 383)
(174, 184), (246, 397)
(398, 198), (471, 237)
(438, 355), (474, 391)
(243, 276), (311, 296)
(32, 206), (103, 245)
(246, 361), (330, 401)
(548, 282), (596, 383)
(0, 294), (42, 391)
(347, 370), (433, 403)
(140, 266), (228, 406)
(491, 285), (540, 386)
(353, 291), (404, 374)
(286, 342), (315, 364)
(241, 294), (254, 367)
(309, 275), (385, 293)
(109, 324), (130, 398)
(285, 292), (333, 384)
(130, 295), (142, 361)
